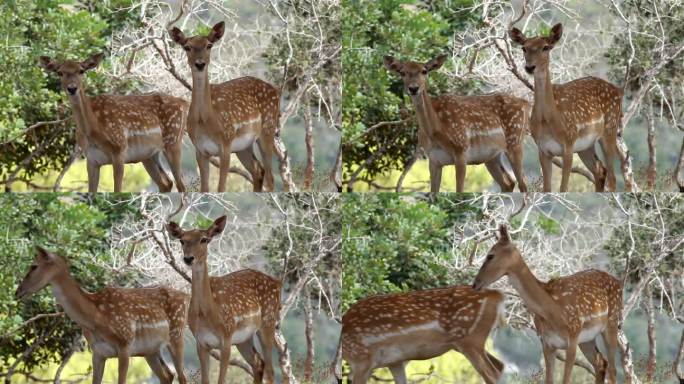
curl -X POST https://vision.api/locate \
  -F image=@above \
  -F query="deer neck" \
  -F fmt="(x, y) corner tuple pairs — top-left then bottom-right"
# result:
(507, 261), (566, 327)
(50, 268), (99, 330)
(532, 66), (559, 121)
(190, 70), (214, 121)
(190, 262), (217, 319)
(69, 89), (97, 139)
(411, 90), (440, 140)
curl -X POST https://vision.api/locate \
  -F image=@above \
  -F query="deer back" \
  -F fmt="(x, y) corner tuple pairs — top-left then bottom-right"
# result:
(552, 76), (622, 137)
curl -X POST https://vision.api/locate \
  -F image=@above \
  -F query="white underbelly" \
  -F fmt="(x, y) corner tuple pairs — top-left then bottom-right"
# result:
(374, 341), (452, 368)
(539, 134), (599, 156)
(229, 132), (257, 152)
(87, 146), (110, 165)
(197, 328), (222, 349)
(466, 144), (503, 164)
(196, 133), (220, 157)
(91, 339), (117, 358)
(124, 128), (164, 163)
(231, 324), (258, 344)
(428, 148), (453, 166)
(543, 324), (604, 349)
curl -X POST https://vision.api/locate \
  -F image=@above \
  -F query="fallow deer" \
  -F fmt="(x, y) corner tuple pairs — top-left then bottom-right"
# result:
(39, 54), (188, 193)
(472, 225), (623, 384)
(167, 215), (282, 384)
(341, 286), (505, 383)
(15, 247), (189, 384)
(510, 24), (623, 192)
(170, 22), (281, 192)
(384, 54), (529, 193)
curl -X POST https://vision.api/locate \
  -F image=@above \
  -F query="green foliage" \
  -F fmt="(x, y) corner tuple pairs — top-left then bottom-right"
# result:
(341, 193), (482, 311)
(341, 0), (481, 186)
(0, 193), (138, 373)
(0, 1), (140, 187)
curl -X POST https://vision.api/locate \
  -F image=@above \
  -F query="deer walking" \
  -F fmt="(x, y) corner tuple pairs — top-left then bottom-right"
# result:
(167, 215), (281, 384)
(170, 22), (281, 192)
(39, 54), (188, 193)
(510, 23), (623, 192)
(472, 225), (623, 384)
(384, 54), (529, 193)
(341, 286), (505, 383)
(15, 247), (189, 384)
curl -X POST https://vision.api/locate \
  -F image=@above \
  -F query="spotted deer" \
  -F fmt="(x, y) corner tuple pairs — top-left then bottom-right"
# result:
(510, 23), (624, 192)
(170, 22), (281, 192)
(472, 225), (623, 384)
(15, 247), (189, 384)
(39, 54), (188, 193)
(166, 215), (281, 384)
(384, 54), (529, 193)
(341, 285), (505, 383)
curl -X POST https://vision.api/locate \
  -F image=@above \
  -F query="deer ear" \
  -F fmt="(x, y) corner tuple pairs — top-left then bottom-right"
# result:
(509, 27), (526, 45)
(170, 27), (187, 46)
(166, 222), (184, 239)
(425, 54), (447, 72)
(35, 246), (55, 262)
(207, 215), (227, 238)
(383, 56), (402, 73)
(39, 56), (59, 72)
(80, 53), (103, 72)
(207, 21), (225, 43)
(499, 224), (510, 243)
(547, 23), (563, 45)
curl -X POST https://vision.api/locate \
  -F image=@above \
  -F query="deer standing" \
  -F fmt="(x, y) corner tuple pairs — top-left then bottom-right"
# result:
(510, 23), (623, 192)
(39, 54), (188, 193)
(170, 22), (281, 192)
(167, 216), (281, 384)
(472, 225), (623, 384)
(15, 247), (189, 384)
(384, 54), (529, 193)
(341, 285), (505, 383)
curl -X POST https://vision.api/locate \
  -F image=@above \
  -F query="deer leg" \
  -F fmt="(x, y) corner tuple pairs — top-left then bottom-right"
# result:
(561, 336), (579, 384)
(598, 137), (617, 191)
(458, 344), (501, 384)
(428, 159), (443, 193)
(167, 334), (187, 384)
(602, 325), (619, 384)
(112, 153), (125, 193)
(237, 340), (264, 384)
(538, 151), (553, 192)
(236, 149), (265, 192)
(217, 145), (231, 192)
(579, 341), (606, 383)
(507, 146), (527, 192)
(86, 159), (101, 193)
(217, 343), (232, 384)
(256, 328), (276, 383)
(142, 158), (172, 192)
(257, 136), (275, 192)
(145, 352), (173, 384)
(91, 353), (106, 384)
(454, 154), (467, 192)
(197, 344), (211, 384)
(577, 148), (606, 192)
(559, 144), (574, 192)
(485, 157), (514, 192)
(388, 362), (407, 384)
(349, 360), (372, 384)
(164, 143), (186, 192)
(196, 151), (211, 192)
(542, 342), (557, 384)
(486, 352), (504, 376)
(117, 348), (130, 384)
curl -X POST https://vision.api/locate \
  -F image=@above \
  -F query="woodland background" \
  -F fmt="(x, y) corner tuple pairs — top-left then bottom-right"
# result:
(342, 193), (684, 383)
(0, 193), (341, 383)
(342, 0), (684, 192)
(0, 0), (341, 192)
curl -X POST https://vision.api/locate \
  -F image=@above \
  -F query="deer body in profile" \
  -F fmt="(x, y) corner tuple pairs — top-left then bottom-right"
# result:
(170, 22), (281, 192)
(342, 285), (505, 384)
(384, 54), (529, 193)
(39, 54), (188, 193)
(167, 216), (282, 384)
(15, 247), (189, 384)
(510, 24), (624, 192)
(472, 225), (623, 384)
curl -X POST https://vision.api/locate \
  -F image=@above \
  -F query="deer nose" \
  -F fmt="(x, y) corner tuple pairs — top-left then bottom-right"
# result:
(194, 62), (206, 71)
(183, 256), (195, 265)
(66, 85), (78, 95)
(524, 65), (536, 74)
(408, 86), (419, 95)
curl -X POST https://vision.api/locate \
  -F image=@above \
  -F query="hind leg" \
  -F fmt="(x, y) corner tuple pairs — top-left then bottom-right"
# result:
(256, 327), (277, 384)
(599, 137), (618, 191)
(237, 340), (264, 384)
(145, 352), (173, 384)
(257, 136), (275, 191)
(236, 149), (265, 192)
(388, 362), (407, 384)
(349, 359), (372, 384)
(602, 324), (619, 384)
(457, 343), (501, 384)
(167, 334), (187, 384)
(142, 157), (173, 192)
(579, 341), (606, 383)
(485, 156), (515, 192)
(163, 142), (186, 192)
(506, 145), (527, 192)
(578, 147), (606, 192)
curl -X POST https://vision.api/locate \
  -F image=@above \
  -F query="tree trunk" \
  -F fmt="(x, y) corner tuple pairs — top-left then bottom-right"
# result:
(645, 100), (656, 190)
(675, 137), (684, 192)
(644, 284), (656, 382)
(331, 144), (342, 192)
(616, 133), (637, 192)
(618, 328), (642, 384)
(396, 149), (419, 192)
(274, 135), (297, 192)
(303, 92), (315, 190)
(275, 329), (298, 384)
(303, 289), (315, 381)
(674, 329), (684, 382)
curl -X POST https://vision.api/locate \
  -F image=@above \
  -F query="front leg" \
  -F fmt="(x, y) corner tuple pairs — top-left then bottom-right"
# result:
(454, 153), (467, 192)
(217, 144), (231, 192)
(560, 143), (573, 192)
(86, 159), (101, 193)
(217, 337), (233, 384)
(92, 353), (106, 384)
(539, 151), (553, 192)
(562, 335), (579, 384)
(428, 159), (442, 193)
(542, 341), (557, 384)
(196, 151), (211, 192)
(117, 348), (130, 384)
(112, 153), (125, 193)
(197, 343), (211, 384)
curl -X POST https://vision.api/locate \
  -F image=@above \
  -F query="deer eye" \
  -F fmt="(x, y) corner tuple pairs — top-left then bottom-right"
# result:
(179, 240), (186, 245)
(56, 71), (63, 76)
(79, 70), (84, 74)
(486, 254), (494, 261)
(521, 47), (526, 53)
(542, 45), (551, 51)
(200, 237), (210, 244)
(421, 69), (428, 75)
(30, 265), (37, 271)
(206, 43), (213, 49)
(183, 46), (190, 51)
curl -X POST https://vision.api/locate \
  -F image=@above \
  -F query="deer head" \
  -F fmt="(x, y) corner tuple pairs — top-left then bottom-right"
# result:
(472, 225), (523, 290)
(39, 53), (104, 98)
(166, 215), (227, 266)
(383, 54), (447, 96)
(509, 23), (563, 74)
(15, 247), (67, 300)
(170, 22), (225, 73)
